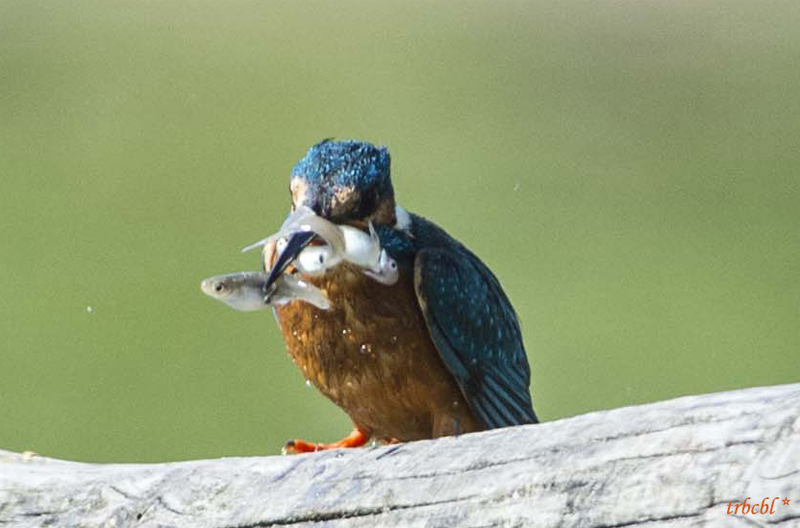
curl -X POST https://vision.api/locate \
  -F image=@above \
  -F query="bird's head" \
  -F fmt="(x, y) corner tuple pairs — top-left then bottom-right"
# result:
(289, 139), (396, 225)
(264, 139), (398, 290)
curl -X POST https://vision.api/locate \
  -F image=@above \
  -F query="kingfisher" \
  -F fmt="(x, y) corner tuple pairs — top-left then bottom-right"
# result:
(263, 139), (538, 453)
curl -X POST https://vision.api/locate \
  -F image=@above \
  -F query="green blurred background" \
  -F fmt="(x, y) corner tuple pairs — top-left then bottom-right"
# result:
(1, 0), (798, 463)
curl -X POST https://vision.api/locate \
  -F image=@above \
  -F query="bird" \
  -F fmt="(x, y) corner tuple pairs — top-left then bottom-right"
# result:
(264, 139), (538, 453)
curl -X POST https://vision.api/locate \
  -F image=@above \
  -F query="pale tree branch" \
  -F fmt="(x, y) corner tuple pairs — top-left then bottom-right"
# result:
(1, 384), (799, 527)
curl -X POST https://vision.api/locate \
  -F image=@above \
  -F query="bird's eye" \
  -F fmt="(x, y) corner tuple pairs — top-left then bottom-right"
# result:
(390, 261), (397, 270)
(215, 283), (224, 293)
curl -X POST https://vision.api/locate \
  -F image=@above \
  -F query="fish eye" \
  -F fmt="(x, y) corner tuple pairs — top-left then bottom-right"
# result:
(390, 261), (397, 270)
(214, 283), (225, 293)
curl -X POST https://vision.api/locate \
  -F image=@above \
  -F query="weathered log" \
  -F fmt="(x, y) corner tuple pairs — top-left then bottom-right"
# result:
(1, 384), (798, 527)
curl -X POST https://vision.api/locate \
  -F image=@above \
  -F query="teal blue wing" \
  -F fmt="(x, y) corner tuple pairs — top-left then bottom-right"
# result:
(414, 247), (538, 428)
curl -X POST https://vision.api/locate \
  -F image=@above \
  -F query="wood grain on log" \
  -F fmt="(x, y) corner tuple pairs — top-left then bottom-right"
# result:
(1, 384), (799, 527)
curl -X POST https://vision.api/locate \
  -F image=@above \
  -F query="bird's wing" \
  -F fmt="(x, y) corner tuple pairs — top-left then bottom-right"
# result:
(414, 247), (538, 428)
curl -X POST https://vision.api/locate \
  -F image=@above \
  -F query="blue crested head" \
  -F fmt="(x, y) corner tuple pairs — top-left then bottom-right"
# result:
(289, 139), (395, 223)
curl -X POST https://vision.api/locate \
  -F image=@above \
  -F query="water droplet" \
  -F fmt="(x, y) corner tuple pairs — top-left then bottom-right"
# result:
(390, 335), (398, 344)
(305, 380), (312, 388)
(342, 328), (350, 335)
(292, 330), (298, 338)
(86, 306), (94, 314)
(360, 343), (373, 354)
(513, 183), (521, 192)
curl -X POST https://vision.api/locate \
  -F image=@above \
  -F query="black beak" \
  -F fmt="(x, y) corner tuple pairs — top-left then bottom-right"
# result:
(264, 230), (316, 289)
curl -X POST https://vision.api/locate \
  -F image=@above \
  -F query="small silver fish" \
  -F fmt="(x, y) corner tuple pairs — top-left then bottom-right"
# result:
(292, 235), (398, 285)
(241, 205), (346, 255)
(248, 210), (397, 285)
(200, 271), (329, 311)
(363, 248), (399, 285)
(290, 223), (379, 275)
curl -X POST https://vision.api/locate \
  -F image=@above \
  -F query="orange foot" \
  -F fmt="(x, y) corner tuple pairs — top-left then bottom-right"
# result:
(283, 426), (370, 454)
